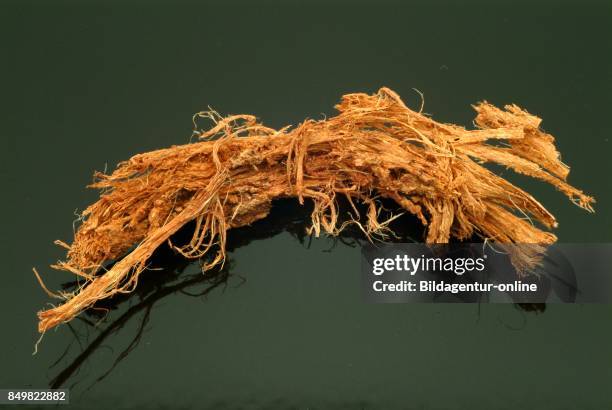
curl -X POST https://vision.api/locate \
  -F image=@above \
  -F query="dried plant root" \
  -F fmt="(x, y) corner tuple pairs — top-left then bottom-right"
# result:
(37, 87), (594, 333)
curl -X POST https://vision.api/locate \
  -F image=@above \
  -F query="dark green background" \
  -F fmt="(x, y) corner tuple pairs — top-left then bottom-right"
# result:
(2, 1), (611, 409)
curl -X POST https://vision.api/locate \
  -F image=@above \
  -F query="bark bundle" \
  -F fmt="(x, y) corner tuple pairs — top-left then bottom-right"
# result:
(37, 87), (594, 333)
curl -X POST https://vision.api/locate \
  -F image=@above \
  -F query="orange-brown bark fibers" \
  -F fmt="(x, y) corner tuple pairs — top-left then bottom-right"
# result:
(36, 88), (594, 333)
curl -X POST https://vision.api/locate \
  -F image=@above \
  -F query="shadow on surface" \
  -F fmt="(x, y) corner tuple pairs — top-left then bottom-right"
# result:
(48, 197), (549, 389)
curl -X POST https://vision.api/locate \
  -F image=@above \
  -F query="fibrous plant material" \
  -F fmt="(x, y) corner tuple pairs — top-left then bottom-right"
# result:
(36, 87), (594, 333)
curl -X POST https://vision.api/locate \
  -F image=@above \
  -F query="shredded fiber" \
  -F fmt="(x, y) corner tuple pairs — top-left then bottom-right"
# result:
(37, 87), (594, 333)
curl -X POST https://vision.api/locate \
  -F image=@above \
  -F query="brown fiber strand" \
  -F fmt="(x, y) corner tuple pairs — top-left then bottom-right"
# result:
(36, 87), (594, 333)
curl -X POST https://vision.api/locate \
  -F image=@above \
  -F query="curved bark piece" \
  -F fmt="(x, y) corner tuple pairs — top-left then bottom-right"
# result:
(36, 87), (594, 333)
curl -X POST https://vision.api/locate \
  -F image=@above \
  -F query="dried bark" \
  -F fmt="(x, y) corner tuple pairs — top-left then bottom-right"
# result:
(36, 87), (594, 333)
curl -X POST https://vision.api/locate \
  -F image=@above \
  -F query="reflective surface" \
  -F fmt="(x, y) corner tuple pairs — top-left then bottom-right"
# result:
(2, 1), (612, 408)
